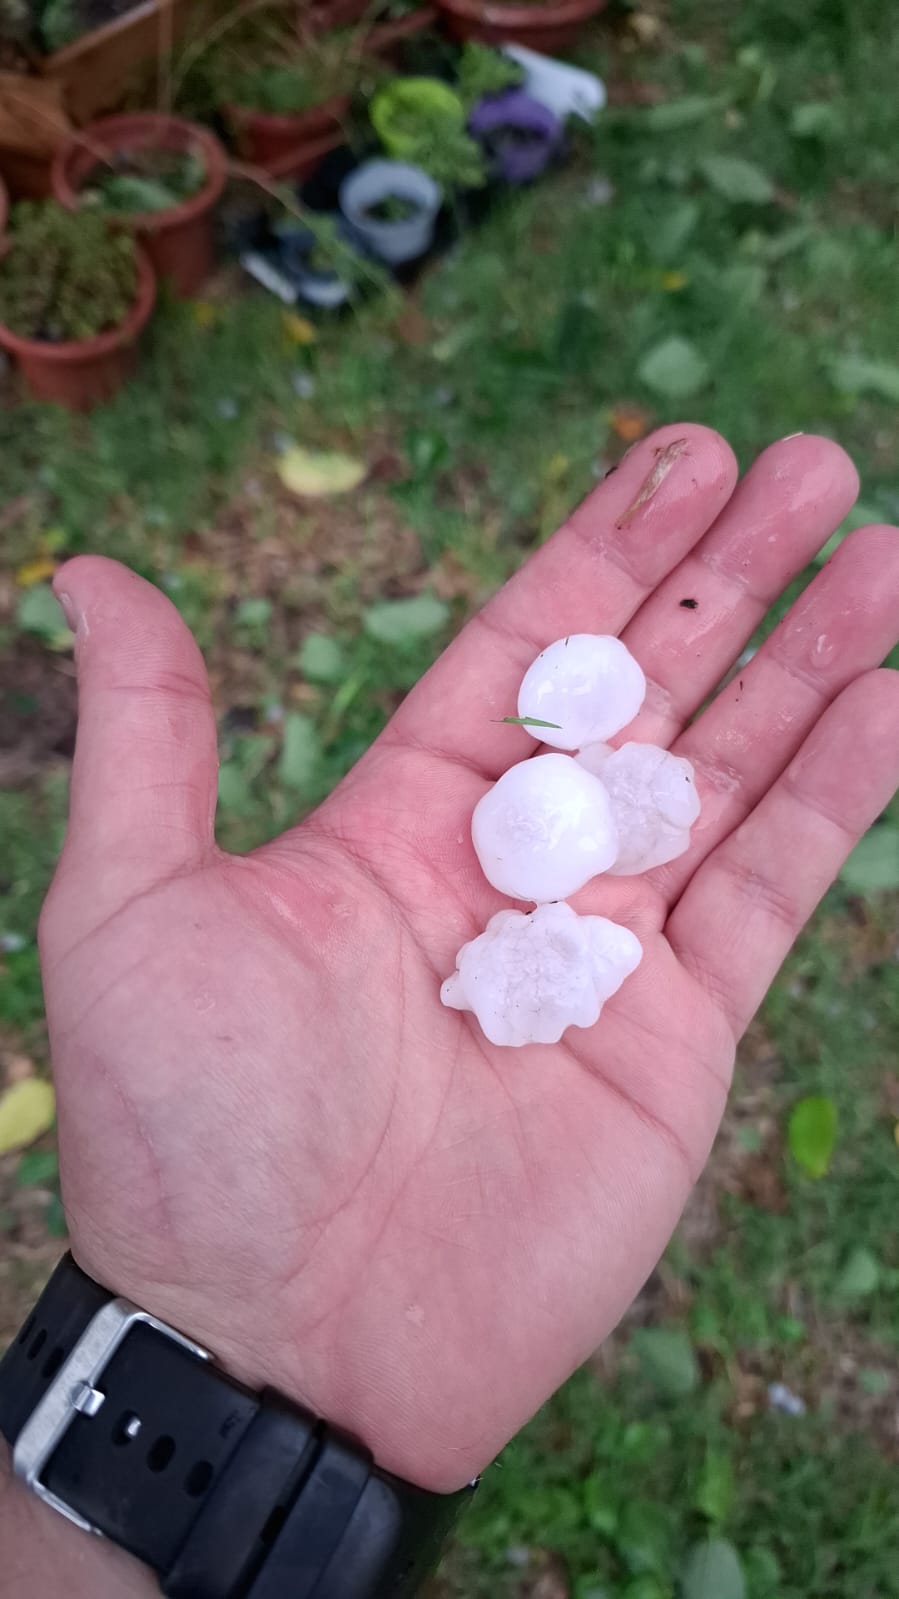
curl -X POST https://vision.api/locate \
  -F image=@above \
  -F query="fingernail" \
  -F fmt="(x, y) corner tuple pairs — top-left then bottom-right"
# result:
(55, 590), (77, 632)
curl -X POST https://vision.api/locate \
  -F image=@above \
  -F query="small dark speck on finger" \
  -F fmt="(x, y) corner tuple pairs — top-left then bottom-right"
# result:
(680, 597), (699, 609)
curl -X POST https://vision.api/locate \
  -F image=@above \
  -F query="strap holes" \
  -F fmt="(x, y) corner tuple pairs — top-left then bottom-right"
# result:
(147, 1435), (176, 1473)
(184, 1460), (213, 1497)
(42, 1346), (65, 1380)
(27, 1329), (47, 1361)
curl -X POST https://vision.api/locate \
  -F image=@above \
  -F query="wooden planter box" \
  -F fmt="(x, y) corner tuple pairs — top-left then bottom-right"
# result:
(37, 0), (227, 125)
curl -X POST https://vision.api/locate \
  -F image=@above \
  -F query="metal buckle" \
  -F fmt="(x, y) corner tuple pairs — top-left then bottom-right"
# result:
(12, 1297), (211, 1534)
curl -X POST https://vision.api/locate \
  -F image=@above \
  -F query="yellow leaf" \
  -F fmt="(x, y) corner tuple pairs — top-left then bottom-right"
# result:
(609, 404), (652, 443)
(282, 312), (317, 346)
(544, 452), (570, 483)
(16, 556), (57, 587)
(192, 301), (218, 328)
(277, 446), (367, 499)
(662, 270), (689, 291)
(0, 1078), (56, 1154)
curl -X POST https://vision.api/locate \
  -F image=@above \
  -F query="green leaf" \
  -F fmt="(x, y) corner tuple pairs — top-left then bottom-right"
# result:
(681, 1538), (745, 1599)
(44, 1191), (67, 1238)
(835, 1245), (880, 1301)
(217, 761), (255, 817)
(298, 633), (345, 684)
(14, 1149), (59, 1187)
(788, 1095), (838, 1179)
(649, 200), (700, 262)
(16, 584), (70, 643)
(632, 1327), (699, 1397)
(363, 593), (449, 647)
(695, 1451), (735, 1524)
(719, 262), (766, 303)
(790, 101), (842, 140)
(697, 154), (774, 204)
(643, 94), (727, 131)
(638, 336), (710, 399)
(583, 1471), (619, 1536)
(623, 1578), (669, 1599)
(499, 715), (563, 729)
(840, 826), (899, 893)
(278, 712), (321, 791)
(235, 597), (272, 630)
(828, 355), (899, 403)
(618, 1499), (674, 1575)
(858, 1367), (891, 1396)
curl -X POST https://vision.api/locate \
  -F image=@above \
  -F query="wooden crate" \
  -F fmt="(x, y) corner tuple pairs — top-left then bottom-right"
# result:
(37, 0), (226, 125)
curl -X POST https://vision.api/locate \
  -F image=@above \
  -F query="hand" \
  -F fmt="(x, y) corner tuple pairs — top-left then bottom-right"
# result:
(39, 425), (899, 1494)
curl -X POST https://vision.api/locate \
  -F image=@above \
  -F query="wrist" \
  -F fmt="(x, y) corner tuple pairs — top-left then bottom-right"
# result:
(1, 1439), (157, 1599)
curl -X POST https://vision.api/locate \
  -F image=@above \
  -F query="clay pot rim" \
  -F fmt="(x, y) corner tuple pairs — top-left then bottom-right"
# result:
(437, 0), (606, 25)
(224, 92), (352, 134)
(0, 244), (156, 362)
(51, 113), (228, 236)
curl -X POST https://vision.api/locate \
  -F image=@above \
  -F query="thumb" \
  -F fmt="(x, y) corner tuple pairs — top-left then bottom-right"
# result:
(51, 556), (219, 898)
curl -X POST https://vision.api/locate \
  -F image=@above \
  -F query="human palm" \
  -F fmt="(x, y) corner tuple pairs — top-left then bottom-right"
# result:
(40, 426), (899, 1493)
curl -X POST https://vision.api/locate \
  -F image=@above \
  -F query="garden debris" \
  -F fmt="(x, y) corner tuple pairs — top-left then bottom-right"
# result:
(0, 1077), (55, 1155)
(616, 436), (688, 526)
(277, 445), (367, 498)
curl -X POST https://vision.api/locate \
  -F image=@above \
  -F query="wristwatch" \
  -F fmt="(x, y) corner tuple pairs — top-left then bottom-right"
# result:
(0, 1253), (473, 1597)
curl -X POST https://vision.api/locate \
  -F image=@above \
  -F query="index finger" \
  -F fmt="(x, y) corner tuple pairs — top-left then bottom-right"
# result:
(381, 423), (737, 778)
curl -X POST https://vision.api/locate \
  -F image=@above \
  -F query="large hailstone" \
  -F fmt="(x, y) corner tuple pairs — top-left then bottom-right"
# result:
(441, 902), (643, 1047)
(517, 634), (646, 752)
(577, 740), (701, 875)
(472, 752), (618, 903)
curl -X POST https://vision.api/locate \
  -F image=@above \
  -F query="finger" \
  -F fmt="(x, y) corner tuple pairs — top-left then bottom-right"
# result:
(654, 524), (899, 901)
(383, 423), (737, 777)
(621, 434), (860, 745)
(51, 556), (219, 890)
(666, 669), (899, 1039)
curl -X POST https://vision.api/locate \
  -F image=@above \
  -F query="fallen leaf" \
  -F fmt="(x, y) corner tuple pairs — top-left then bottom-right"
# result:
(661, 270), (689, 291)
(363, 593), (449, 646)
(0, 1078), (56, 1155)
(697, 153), (774, 204)
(788, 1095), (837, 1179)
(682, 1538), (745, 1599)
(610, 404), (652, 442)
(282, 311), (317, 345)
(617, 437), (689, 526)
(15, 556), (57, 587)
(278, 446), (367, 499)
(192, 301), (218, 328)
(638, 335), (710, 398)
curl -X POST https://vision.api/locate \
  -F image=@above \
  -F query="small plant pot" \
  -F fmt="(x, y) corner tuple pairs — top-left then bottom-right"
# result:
(468, 88), (562, 183)
(0, 245), (156, 411)
(435, 0), (608, 52)
(51, 113), (227, 298)
(275, 222), (356, 310)
(370, 76), (466, 158)
(339, 158), (441, 264)
(226, 95), (352, 174)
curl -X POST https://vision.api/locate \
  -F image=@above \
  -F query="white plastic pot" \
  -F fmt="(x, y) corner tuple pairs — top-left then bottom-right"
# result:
(339, 159), (442, 266)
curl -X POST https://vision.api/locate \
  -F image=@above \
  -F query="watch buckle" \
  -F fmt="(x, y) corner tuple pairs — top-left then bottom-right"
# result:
(12, 1297), (210, 1534)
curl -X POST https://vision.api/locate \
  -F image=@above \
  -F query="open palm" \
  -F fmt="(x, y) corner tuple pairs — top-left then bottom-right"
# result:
(40, 425), (899, 1494)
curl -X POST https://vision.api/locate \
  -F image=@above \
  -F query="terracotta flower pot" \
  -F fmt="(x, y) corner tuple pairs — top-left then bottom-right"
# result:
(435, 0), (608, 52)
(51, 113), (227, 298)
(0, 245), (156, 411)
(226, 95), (351, 174)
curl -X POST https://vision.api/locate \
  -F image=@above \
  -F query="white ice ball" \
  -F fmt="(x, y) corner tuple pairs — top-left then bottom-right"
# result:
(441, 901), (643, 1047)
(517, 634), (646, 752)
(577, 740), (701, 876)
(472, 753), (618, 903)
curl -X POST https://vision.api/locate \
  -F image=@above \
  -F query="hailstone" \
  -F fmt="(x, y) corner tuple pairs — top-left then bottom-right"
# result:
(577, 740), (701, 875)
(517, 634), (646, 752)
(472, 752), (618, 903)
(440, 901), (643, 1047)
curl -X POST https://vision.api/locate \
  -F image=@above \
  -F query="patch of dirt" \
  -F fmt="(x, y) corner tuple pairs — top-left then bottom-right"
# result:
(0, 636), (77, 788)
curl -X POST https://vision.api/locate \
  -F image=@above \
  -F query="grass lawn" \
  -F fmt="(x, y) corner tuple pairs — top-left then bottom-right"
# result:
(1, 0), (899, 1593)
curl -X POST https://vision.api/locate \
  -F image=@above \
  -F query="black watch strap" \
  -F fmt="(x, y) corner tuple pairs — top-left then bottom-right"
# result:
(0, 1254), (472, 1598)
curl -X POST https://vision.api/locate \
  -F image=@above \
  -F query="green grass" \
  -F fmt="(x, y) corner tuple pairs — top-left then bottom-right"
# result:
(2, 0), (899, 1590)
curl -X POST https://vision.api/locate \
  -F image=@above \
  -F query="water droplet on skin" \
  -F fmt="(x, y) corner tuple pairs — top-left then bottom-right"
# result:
(811, 632), (835, 667)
